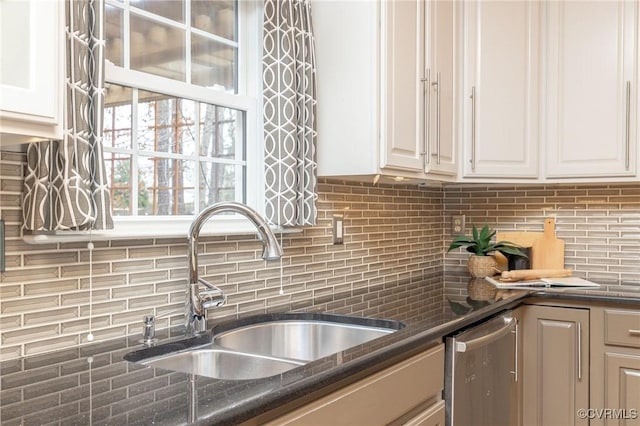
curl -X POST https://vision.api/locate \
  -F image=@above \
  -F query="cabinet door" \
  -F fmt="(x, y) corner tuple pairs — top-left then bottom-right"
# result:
(0, 0), (63, 143)
(545, 1), (638, 178)
(462, 1), (540, 178)
(380, 0), (427, 174)
(512, 307), (525, 426)
(313, 0), (379, 177)
(266, 344), (444, 426)
(604, 352), (640, 426)
(522, 305), (589, 426)
(425, 0), (457, 177)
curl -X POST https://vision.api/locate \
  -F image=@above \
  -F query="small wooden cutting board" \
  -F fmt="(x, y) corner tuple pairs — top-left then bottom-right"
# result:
(495, 231), (543, 270)
(496, 231), (544, 247)
(531, 218), (565, 269)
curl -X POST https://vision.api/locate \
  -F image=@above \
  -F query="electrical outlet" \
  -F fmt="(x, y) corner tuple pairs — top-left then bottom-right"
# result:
(451, 215), (465, 236)
(333, 214), (344, 245)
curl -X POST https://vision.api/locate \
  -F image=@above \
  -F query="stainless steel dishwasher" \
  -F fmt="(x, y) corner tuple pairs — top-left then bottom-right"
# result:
(445, 311), (518, 426)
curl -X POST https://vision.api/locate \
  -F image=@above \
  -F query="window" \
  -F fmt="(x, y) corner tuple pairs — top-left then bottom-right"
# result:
(103, 0), (261, 224)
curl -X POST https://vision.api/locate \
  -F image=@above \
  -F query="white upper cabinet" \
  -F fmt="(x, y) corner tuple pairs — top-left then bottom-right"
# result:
(544, 1), (638, 178)
(380, 0), (427, 173)
(314, 0), (458, 181)
(462, 0), (540, 179)
(314, 0), (636, 183)
(314, 0), (436, 180)
(313, 0), (379, 177)
(425, 0), (458, 177)
(0, 0), (64, 145)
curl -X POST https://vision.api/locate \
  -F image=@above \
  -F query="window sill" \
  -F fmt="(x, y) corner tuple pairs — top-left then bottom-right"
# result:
(22, 216), (302, 244)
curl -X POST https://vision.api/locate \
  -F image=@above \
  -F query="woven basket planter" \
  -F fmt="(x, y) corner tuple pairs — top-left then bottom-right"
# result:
(467, 255), (497, 278)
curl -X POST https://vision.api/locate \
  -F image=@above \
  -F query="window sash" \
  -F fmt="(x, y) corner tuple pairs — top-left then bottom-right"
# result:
(103, 65), (259, 215)
(105, 0), (240, 89)
(102, 0), (264, 223)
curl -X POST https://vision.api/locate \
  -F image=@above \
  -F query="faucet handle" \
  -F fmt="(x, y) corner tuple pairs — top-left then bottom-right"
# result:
(141, 309), (182, 345)
(200, 288), (227, 309)
(197, 278), (227, 309)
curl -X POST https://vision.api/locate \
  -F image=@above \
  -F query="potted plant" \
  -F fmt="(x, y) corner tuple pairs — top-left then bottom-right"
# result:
(448, 224), (527, 278)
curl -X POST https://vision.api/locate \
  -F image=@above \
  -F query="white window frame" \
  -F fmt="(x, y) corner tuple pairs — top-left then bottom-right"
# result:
(24, 0), (269, 243)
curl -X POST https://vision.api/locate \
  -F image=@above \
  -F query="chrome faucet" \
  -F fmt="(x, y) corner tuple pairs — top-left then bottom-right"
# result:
(186, 202), (283, 333)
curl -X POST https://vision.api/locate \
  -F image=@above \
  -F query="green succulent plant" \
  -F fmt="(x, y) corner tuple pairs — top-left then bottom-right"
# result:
(448, 224), (528, 258)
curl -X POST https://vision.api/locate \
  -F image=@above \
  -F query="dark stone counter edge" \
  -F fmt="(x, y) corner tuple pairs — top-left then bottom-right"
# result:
(206, 290), (640, 425)
(532, 290), (640, 306)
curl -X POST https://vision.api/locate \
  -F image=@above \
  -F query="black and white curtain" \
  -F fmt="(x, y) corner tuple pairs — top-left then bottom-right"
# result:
(23, 0), (113, 231)
(263, 0), (318, 227)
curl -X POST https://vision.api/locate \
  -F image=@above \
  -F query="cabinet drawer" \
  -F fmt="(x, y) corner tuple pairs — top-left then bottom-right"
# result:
(267, 344), (444, 425)
(605, 309), (640, 348)
(403, 400), (445, 426)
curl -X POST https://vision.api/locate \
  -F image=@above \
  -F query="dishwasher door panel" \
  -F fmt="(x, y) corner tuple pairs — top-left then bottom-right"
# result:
(446, 313), (517, 426)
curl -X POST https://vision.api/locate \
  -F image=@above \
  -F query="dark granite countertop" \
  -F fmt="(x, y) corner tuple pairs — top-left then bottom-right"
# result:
(1, 278), (639, 426)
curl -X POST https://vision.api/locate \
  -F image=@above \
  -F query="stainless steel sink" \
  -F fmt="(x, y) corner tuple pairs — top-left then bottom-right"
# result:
(126, 313), (403, 381)
(140, 348), (304, 380)
(213, 319), (397, 361)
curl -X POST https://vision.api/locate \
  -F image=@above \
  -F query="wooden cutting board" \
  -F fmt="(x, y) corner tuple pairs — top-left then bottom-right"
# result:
(531, 218), (565, 269)
(495, 231), (543, 270)
(496, 231), (544, 247)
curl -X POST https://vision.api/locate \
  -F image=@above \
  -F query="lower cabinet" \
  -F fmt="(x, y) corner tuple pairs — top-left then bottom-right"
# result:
(253, 302), (639, 426)
(604, 353), (640, 424)
(402, 400), (445, 426)
(521, 304), (590, 426)
(264, 343), (444, 426)
(590, 307), (640, 426)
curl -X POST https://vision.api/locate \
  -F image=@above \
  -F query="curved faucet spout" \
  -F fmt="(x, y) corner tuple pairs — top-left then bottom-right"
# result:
(186, 202), (283, 333)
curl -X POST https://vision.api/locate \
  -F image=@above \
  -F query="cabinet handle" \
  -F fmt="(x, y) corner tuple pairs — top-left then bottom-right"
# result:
(433, 72), (442, 165)
(629, 329), (640, 336)
(511, 319), (519, 382)
(625, 81), (631, 171)
(577, 322), (582, 381)
(470, 86), (477, 171)
(421, 69), (431, 168)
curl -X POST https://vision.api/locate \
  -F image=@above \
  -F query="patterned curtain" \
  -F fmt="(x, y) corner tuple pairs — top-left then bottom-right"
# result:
(263, 0), (318, 227)
(23, 0), (113, 231)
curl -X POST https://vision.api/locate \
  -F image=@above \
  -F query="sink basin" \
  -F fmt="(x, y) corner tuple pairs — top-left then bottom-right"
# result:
(140, 348), (304, 380)
(125, 313), (403, 381)
(213, 317), (398, 361)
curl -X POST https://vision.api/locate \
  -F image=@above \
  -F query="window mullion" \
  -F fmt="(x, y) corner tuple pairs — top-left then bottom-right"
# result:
(185, 0), (191, 85)
(123, 3), (130, 69)
(131, 88), (139, 216)
(194, 101), (201, 212)
(106, 63), (253, 111)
